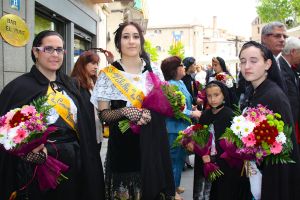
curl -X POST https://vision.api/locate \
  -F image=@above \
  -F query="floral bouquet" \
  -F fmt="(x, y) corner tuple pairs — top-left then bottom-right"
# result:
(220, 104), (294, 169)
(174, 124), (223, 181)
(195, 80), (207, 106)
(0, 96), (68, 194)
(119, 72), (191, 134)
(211, 72), (234, 88)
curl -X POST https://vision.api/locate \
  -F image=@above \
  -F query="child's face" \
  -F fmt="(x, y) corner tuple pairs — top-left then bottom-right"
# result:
(206, 86), (224, 108)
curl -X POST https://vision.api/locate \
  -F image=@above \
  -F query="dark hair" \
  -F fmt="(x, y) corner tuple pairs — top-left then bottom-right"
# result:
(161, 56), (182, 81)
(205, 80), (231, 108)
(183, 57), (195, 70)
(239, 41), (285, 91)
(31, 30), (64, 63)
(114, 21), (150, 65)
(212, 56), (229, 73)
(71, 51), (100, 90)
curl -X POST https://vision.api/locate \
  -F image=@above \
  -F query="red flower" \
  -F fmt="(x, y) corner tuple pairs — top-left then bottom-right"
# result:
(193, 124), (203, 131)
(253, 120), (278, 146)
(216, 74), (225, 81)
(180, 105), (185, 111)
(9, 110), (30, 128)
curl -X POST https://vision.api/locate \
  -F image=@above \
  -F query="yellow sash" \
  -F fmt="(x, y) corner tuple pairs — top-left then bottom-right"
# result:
(103, 65), (145, 108)
(46, 85), (76, 131)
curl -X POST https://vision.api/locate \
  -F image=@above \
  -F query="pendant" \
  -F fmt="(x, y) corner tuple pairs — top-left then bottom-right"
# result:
(133, 76), (140, 81)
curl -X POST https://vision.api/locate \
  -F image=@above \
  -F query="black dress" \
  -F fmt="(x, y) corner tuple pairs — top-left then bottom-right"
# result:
(193, 107), (251, 200)
(92, 62), (175, 200)
(0, 66), (104, 200)
(246, 79), (300, 200)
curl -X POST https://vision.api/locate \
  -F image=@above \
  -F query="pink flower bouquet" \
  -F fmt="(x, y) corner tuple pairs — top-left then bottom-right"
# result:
(0, 96), (68, 193)
(220, 104), (294, 168)
(119, 72), (191, 134)
(174, 124), (223, 181)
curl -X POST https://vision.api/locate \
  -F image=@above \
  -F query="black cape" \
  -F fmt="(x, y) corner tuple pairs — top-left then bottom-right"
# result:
(0, 66), (104, 200)
(247, 79), (300, 200)
(106, 62), (175, 199)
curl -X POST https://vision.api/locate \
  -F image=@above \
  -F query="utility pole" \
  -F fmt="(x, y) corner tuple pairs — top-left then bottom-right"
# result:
(228, 36), (243, 80)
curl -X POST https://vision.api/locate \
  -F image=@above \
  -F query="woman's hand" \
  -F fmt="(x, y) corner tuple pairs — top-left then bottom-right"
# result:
(191, 109), (202, 119)
(103, 50), (114, 64)
(121, 107), (151, 125)
(196, 97), (203, 105)
(186, 142), (194, 152)
(22, 144), (48, 165)
(202, 155), (211, 163)
(136, 109), (151, 125)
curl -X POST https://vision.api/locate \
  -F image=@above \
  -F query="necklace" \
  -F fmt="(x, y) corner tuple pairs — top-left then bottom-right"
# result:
(133, 76), (140, 81)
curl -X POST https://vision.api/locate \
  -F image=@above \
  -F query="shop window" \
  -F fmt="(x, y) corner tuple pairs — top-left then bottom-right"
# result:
(74, 29), (92, 63)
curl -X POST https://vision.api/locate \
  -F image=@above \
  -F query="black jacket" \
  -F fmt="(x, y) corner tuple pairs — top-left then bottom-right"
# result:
(0, 66), (104, 200)
(279, 56), (300, 123)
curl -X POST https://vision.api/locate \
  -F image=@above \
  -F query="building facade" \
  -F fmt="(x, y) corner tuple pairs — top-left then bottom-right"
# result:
(0, 0), (113, 90)
(145, 17), (244, 76)
(106, 0), (149, 61)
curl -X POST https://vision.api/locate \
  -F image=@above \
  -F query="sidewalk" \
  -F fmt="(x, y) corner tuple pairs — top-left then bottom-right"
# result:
(100, 138), (194, 199)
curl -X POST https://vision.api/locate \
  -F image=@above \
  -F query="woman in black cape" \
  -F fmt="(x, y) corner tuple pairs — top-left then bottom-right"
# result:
(239, 41), (300, 200)
(0, 30), (104, 200)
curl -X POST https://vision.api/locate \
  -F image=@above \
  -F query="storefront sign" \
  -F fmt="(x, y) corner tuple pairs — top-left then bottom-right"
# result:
(0, 14), (30, 47)
(10, 0), (20, 11)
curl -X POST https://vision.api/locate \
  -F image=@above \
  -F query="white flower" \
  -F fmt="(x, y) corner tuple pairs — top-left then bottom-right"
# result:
(7, 126), (18, 140)
(226, 79), (234, 88)
(276, 132), (287, 144)
(3, 138), (14, 150)
(231, 122), (243, 137)
(233, 116), (247, 124)
(240, 122), (255, 138)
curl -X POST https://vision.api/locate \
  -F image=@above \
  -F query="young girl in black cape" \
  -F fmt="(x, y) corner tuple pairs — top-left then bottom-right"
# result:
(0, 30), (104, 200)
(192, 81), (251, 200)
(239, 41), (300, 200)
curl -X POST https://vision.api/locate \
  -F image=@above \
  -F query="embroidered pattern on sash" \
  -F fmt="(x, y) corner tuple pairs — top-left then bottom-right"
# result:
(103, 65), (145, 108)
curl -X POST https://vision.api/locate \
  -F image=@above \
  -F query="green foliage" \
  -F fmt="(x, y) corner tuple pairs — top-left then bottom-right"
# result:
(208, 169), (224, 182)
(232, 104), (242, 116)
(161, 84), (191, 124)
(144, 40), (159, 62)
(31, 95), (52, 123)
(168, 41), (185, 59)
(118, 119), (130, 134)
(221, 127), (243, 148)
(257, 0), (300, 27)
(192, 128), (210, 148)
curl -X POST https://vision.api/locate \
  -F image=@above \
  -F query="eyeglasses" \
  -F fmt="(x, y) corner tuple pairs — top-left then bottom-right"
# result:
(267, 33), (289, 39)
(34, 46), (65, 55)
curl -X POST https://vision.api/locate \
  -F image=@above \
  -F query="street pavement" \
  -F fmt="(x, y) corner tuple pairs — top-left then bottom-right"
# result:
(100, 138), (194, 199)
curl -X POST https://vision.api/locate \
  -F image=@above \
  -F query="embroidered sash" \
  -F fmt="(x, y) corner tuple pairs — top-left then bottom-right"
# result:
(46, 85), (76, 131)
(103, 65), (145, 108)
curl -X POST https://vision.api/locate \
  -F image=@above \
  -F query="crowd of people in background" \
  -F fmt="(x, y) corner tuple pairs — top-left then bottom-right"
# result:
(0, 20), (300, 200)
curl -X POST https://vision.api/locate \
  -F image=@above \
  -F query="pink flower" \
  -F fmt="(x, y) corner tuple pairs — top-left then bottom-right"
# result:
(270, 141), (283, 155)
(21, 105), (36, 116)
(242, 133), (256, 147)
(0, 116), (6, 127)
(13, 129), (28, 144)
